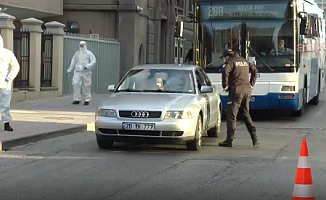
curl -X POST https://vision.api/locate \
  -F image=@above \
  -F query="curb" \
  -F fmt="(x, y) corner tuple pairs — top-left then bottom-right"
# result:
(0, 125), (87, 151)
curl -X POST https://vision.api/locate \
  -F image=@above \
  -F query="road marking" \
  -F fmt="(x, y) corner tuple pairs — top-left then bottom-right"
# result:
(0, 154), (101, 160)
(0, 154), (44, 159)
(48, 156), (100, 160)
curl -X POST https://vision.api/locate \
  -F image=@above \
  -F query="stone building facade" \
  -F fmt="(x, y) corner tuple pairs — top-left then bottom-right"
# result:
(2, 0), (194, 79)
(47, 0), (195, 78)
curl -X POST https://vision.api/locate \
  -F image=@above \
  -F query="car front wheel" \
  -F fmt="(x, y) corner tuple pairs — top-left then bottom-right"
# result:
(186, 114), (203, 151)
(96, 135), (114, 149)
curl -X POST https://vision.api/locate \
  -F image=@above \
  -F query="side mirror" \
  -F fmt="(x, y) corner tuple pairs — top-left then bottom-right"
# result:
(300, 17), (308, 35)
(200, 86), (213, 93)
(108, 85), (115, 92)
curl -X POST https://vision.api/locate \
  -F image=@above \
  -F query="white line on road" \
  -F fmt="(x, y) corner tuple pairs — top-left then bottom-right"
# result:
(0, 154), (44, 159)
(0, 154), (100, 160)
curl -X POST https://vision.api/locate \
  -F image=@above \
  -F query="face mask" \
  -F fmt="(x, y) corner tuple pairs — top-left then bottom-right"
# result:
(279, 45), (284, 48)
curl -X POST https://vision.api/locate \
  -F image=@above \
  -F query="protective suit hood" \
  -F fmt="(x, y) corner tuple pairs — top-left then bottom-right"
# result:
(79, 41), (87, 51)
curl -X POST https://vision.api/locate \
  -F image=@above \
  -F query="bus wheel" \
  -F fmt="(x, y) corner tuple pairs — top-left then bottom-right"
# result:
(292, 88), (306, 117)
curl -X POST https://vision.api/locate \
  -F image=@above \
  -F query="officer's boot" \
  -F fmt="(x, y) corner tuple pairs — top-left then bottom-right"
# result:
(4, 122), (13, 131)
(251, 133), (260, 147)
(219, 136), (234, 147)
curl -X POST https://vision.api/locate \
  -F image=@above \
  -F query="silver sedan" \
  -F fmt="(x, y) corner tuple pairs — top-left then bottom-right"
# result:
(95, 64), (222, 151)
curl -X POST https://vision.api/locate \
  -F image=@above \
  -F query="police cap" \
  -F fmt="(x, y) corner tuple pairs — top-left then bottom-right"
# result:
(220, 49), (234, 58)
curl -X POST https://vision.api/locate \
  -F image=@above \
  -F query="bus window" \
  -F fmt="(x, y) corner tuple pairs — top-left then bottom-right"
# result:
(200, 21), (242, 73)
(246, 20), (294, 72)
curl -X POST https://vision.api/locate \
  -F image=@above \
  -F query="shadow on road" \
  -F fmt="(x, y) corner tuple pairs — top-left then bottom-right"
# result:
(97, 137), (220, 153)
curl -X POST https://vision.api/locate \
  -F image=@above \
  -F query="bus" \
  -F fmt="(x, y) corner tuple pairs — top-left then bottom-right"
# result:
(192, 0), (326, 117)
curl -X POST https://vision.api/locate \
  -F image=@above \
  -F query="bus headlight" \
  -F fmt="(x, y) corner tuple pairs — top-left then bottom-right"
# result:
(281, 86), (295, 91)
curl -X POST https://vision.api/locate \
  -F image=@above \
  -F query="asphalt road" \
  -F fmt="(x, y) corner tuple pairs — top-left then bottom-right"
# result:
(1, 93), (326, 200)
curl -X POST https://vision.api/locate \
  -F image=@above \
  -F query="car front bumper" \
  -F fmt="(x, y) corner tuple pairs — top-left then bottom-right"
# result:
(95, 116), (198, 144)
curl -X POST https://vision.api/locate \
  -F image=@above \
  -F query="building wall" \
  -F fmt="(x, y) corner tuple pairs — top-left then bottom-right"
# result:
(45, 11), (117, 39)
(0, 0), (63, 19)
(46, 0), (193, 79)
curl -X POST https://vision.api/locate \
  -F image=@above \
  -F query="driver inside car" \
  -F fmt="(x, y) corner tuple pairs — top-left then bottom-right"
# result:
(269, 39), (294, 56)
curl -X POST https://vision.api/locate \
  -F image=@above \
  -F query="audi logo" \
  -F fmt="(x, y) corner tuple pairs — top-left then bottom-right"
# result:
(131, 111), (150, 118)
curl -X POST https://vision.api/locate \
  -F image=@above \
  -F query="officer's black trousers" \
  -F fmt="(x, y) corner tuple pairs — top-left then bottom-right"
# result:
(226, 93), (256, 141)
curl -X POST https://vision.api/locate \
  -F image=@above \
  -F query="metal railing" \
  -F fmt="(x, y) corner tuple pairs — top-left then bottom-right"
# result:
(13, 30), (30, 88)
(41, 34), (53, 87)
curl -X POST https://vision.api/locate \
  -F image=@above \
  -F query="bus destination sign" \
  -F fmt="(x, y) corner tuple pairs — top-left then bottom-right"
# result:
(200, 2), (289, 20)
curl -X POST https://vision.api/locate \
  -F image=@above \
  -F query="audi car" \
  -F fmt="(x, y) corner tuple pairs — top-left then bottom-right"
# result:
(95, 64), (222, 151)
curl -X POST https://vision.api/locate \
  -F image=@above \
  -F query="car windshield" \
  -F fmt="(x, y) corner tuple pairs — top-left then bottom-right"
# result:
(116, 69), (195, 94)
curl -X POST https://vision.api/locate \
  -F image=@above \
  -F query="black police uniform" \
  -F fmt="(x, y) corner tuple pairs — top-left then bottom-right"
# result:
(219, 49), (259, 147)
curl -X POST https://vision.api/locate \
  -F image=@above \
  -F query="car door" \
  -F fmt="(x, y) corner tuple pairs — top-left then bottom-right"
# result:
(195, 69), (213, 130)
(199, 68), (219, 124)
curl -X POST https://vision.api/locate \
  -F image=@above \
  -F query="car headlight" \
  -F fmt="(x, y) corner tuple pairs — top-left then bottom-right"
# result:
(164, 111), (192, 119)
(281, 86), (295, 91)
(97, 108), (116, 118)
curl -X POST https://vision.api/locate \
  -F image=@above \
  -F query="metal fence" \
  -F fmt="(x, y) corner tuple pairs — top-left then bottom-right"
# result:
(63, 33), (120, 94)
(13, 30), (30, 88)
(41, 34), (53, 87)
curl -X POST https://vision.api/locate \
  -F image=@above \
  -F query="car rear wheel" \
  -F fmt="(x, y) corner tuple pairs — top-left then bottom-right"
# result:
(96, 135), (114, 149)
(186, 115), (203, 151)
(207, 105), (221, 137)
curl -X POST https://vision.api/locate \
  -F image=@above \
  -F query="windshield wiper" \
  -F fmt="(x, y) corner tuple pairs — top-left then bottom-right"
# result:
(248, 45), (274, 72)
(115, 89), (142, 92)
(142, 89), (180, 93)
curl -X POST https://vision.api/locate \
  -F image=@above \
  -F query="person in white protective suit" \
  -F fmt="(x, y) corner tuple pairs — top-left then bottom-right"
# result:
(66, 41), (96, 105)
(0, 35), (20, 131)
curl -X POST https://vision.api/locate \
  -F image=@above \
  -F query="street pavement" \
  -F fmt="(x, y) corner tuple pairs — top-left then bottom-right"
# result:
(0, 94), (109, 150)
(0, 93), (326, 199)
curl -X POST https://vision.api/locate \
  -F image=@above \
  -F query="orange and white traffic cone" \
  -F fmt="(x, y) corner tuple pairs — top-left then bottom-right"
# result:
(292, 138), (315, 200)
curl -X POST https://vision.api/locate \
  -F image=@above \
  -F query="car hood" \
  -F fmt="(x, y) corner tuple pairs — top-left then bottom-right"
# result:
(100, 93), (195, 110)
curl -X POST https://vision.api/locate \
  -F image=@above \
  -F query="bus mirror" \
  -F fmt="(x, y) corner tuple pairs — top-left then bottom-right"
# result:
(300, 17), (308, 35)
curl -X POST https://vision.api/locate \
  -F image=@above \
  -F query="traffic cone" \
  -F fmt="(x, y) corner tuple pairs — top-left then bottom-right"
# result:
(292, 138), (315, 200)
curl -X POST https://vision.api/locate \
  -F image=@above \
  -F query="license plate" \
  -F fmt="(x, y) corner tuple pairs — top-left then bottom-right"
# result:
(122, 122), (155, 130)
(250, 97), (255, 102)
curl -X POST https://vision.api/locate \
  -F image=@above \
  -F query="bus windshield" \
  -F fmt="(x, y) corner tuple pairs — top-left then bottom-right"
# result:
(247, 21), (294, 72)
(197, 0), (295, 73)
(202, 20), (294, 73)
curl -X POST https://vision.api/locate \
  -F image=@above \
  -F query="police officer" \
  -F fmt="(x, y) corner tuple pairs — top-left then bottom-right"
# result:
(218, 49), (259, 147)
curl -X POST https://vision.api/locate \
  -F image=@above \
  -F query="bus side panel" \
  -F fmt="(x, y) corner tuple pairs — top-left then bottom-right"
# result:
(309, 58), (319, 101)
(320, 68), (325, 93)
(319, 19), (325, 93)
(298, 37), (311, 106)
(207, 73), (300, 111)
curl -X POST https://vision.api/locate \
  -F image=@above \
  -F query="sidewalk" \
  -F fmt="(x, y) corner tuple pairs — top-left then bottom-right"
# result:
(0, 94), (111, 151)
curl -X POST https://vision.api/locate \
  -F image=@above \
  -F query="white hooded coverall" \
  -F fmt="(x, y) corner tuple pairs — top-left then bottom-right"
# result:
(0, 35), (20, 124)
(67, 41), (96, 102)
